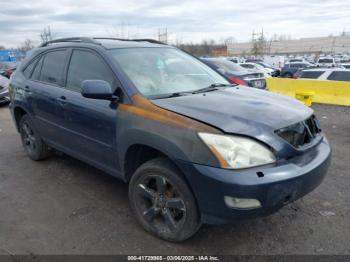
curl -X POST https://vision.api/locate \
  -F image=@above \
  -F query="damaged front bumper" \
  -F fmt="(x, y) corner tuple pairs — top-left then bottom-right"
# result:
(174, 137), (331, 224)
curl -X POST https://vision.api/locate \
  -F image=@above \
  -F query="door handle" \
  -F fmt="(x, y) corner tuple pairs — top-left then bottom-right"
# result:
(57, 95), (67, 105)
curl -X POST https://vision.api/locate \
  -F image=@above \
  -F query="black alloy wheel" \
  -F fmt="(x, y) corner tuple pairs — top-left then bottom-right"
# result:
(129, 158), (200, 242)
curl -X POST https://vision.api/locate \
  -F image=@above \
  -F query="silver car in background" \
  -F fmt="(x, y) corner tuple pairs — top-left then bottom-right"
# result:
(0, 75), (10, 104)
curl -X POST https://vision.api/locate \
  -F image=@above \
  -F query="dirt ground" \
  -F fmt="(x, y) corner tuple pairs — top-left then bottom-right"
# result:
(0, 103), (349, 255)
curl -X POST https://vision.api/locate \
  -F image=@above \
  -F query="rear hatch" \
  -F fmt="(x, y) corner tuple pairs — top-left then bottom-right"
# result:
(241, 72), (266, 89)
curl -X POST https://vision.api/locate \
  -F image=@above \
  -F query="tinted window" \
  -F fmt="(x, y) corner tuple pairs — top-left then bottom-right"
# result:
(327, 71), (350, 81)
(204, 59), (248, 73)
(318, 59), (333, 63)
(23, 58), (38, 78)
(66, 50), (115, 92)
(31, 56), (44, 80)
(300, 71), (325, 79)
(40, 50), (67, 85)
(241, 64), (254, 69)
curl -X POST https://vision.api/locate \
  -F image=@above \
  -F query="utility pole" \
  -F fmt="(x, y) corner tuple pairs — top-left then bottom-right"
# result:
(251, 28), (265, 56)
(158, 28), (168, 44)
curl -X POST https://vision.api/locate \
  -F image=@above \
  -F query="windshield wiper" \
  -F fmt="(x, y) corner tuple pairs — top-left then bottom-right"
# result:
(192, 83), (236, 94)
(152, 83), (235, 99)
(152, 91), (192, 99)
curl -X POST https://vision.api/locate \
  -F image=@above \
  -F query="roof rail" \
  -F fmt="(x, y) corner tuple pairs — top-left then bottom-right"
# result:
(39, 37), (100, 47)
(92, 37), (166, 45)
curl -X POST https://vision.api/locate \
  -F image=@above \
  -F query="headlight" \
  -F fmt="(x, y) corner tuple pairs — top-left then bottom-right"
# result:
(198, 133), (276, 169)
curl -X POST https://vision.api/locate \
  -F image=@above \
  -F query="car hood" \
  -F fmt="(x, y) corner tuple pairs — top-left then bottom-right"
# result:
(151, 87), (313, 155)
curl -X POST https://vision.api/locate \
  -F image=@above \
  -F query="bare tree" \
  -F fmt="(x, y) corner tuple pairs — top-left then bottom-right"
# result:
(18, 39), (35, 52)
(251, 34), (266, 55)
(40, 26), (53, 43)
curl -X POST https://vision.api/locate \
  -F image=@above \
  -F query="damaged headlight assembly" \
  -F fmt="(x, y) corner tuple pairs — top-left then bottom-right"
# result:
(198, 133), (276, 169)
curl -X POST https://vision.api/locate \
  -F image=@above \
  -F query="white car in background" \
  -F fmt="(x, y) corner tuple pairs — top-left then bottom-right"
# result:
(296, 68), (350, 81)
(227, 56), (244, 63)
(316, 57), (336, 68)
(239, 62), (273, 77)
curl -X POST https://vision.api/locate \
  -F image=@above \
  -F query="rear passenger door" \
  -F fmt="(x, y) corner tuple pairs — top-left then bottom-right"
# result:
(57, 49), (119, 173)
(25, 49), (68, 142)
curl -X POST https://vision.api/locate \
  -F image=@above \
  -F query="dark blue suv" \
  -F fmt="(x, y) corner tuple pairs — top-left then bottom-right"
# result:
(9, 37), (331, 242)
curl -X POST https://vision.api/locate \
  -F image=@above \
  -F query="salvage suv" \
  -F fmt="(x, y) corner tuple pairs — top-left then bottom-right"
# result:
(9, 37), (331, 242)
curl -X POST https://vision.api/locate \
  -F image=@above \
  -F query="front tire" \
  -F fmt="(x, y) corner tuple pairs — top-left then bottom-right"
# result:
(129, 158), (201, 242)
(19, 114), (51, 161)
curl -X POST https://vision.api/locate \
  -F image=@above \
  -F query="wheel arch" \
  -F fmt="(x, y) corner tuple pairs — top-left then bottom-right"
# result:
(13, 106), (29, 131)
(123, 143), (188, 183)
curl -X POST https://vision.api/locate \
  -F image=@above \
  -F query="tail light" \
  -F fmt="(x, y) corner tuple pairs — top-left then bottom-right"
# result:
(228, 76), (247, 86)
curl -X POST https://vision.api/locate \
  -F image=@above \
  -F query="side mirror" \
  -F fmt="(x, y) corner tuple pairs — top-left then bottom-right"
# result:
(81, 80), (118, 101)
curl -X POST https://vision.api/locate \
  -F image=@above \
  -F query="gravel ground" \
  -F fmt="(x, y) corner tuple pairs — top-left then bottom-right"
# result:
(0, 103), (349, 255)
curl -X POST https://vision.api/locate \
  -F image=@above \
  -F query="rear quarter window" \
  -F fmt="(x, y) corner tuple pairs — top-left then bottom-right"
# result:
(327, 71), (350, 81)
(31, 56), (44, 81)
(300, 71), (325, 79)
(23, 58), (38, 78)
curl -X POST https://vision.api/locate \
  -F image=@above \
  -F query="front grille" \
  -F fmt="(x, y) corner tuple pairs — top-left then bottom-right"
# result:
(275, 115), (321, 148)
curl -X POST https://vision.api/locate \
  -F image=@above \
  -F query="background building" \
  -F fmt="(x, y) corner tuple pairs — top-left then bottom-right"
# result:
(228, 35), (350, 56)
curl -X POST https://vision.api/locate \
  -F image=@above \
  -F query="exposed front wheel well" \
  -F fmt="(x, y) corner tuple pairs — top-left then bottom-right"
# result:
(124, 144), (167, 182)
(14, 107), (27, 131)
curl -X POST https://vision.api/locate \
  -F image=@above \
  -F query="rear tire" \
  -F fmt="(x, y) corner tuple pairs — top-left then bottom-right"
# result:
(19, 114), (51, 161)
(129, 158), (201, 242)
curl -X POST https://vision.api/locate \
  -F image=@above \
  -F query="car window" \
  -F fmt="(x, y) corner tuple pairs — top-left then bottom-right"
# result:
(299, 71), (325, 79)
(327, 71), (350, 81)
(40, 50), (67, 85)
(207, 59), (247, 73)
(23, 58), (38, 78)
(66, 50), (115, 92)
(31, 56), (44, 81)
(241, 64), (254, 69)
(318, 59), (333, 63)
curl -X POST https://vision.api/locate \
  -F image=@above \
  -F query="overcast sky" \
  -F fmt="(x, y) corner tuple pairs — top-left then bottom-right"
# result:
(1, 0), (349, 47)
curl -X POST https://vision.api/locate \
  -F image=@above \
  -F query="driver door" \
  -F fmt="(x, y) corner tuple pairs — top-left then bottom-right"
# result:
(57, 49), (119, 173)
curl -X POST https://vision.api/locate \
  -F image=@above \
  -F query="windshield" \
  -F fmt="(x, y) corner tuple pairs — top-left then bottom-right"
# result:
(109, 47), (228, 97)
